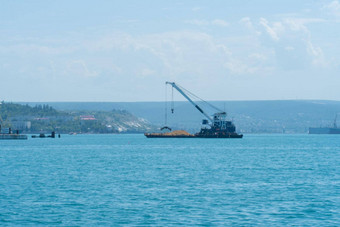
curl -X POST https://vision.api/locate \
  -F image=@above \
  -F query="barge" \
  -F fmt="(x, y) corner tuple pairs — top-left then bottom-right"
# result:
(145, 82), (243, 139)
(309, 114), (340, 134)
(144, 131), (243, 138)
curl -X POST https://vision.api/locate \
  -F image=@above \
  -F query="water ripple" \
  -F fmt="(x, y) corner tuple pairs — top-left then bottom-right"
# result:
(0, 134), (339, 225)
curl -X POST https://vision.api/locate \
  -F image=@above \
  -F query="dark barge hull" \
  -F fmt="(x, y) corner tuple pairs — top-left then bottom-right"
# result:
(144, 134), (194, 138)
(309, 127), (340, 134)
(195, 133), (243, 138)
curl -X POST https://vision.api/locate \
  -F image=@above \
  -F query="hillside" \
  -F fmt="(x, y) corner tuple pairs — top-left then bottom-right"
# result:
(0, 102), (154, 133)
(20, 100), (340, 133)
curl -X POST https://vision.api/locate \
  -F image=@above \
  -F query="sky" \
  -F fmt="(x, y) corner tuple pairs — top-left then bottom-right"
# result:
(1, 0), (340, 102)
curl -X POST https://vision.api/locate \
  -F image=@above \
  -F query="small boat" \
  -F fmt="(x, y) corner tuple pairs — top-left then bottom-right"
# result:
(32, 133), (46, 138)
(32, 131), (56, 138)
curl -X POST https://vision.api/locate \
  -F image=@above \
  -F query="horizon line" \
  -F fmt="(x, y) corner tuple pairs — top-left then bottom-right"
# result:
(5, 99), (340, 103)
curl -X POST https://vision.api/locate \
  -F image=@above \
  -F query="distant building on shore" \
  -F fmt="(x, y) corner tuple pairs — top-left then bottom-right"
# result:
(80, 115), (96, 120)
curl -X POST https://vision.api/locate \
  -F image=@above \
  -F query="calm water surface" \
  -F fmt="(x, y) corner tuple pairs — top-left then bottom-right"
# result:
(0, 134), (339, 226)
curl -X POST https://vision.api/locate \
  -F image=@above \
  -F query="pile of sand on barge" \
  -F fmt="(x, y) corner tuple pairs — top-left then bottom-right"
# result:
(145, 130), (194, 137)
(163, 130), (192, 136)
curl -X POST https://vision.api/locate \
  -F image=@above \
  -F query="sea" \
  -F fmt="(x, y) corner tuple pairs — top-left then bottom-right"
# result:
(0, 134), (339, 226)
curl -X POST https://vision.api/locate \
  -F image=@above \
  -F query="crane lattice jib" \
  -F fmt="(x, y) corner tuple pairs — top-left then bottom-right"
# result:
(165, 82), (214, 123)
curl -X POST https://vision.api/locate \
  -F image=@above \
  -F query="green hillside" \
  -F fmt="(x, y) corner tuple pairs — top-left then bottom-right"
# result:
(20, 100), (340, 133)
(0, 102), (154, 133)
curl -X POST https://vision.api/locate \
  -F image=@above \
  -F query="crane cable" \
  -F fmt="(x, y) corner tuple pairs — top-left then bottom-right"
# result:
(176, 84), (224, 113)
(171, 86), (174, 113)
(164, 83), (168, 125)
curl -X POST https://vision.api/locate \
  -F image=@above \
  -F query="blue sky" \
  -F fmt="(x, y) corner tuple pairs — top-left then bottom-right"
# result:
(1, 0), (340, 101)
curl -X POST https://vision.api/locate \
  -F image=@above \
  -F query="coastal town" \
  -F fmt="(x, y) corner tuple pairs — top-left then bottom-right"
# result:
(0, 102), (154, 134)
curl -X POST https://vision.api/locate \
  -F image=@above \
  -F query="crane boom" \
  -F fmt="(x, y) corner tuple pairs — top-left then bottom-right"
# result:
(165, 82), (213, 123)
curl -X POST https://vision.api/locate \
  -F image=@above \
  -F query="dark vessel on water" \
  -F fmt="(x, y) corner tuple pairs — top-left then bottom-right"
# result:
(31, 131), (59, 138)
(145, 82), (243, 138)
(309, 114), (340, 134)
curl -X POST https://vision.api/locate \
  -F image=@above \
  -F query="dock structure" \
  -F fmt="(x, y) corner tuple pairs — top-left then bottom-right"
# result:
(0, 126), (28, 140)
(0, 134), (27, 140)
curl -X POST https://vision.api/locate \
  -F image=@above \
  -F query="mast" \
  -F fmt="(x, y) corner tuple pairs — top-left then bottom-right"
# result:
(165, 82), (214, 123)
(334, 114), (338, 128)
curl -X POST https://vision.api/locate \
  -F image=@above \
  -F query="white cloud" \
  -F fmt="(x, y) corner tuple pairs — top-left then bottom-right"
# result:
(257, 16), (329, 69)
(185, 19), (209, 26)
(306, 41), (322, 57)
(185, 19), (229, 27)
(306, 40), (327, 67)
(323, 0), (340, 17)
(0, 27), (276, 89)
(259, 18), (284, 41)
(192, 7), (202, 12)
(248, 53), (267, 61)
(0, 11), (332, 102)
(240, 17), (253, 29)
(212, 19), (229, 27)
(284, 17), (324, 33)
(2, 1), (340, 101)
(0, 43), (74, 55)
(223, 58), (270, 75)
(223, 60), (247, 74)
(66, 60), (98, 78)
(91, 30), (270, 77)
(139, 68), (156, 77)
(285, 46), (295, 51)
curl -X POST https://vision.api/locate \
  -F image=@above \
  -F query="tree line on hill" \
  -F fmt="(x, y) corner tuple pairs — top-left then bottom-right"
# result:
(0, 102), (154, 134)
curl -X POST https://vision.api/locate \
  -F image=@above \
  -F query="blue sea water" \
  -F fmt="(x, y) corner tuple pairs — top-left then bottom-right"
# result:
(0, 134), (339, 226)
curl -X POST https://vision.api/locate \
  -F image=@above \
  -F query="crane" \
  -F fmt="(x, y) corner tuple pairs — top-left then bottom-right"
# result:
(166, 81), (215, 123)
(145, 82), (242, 138)
(165, 82), (240, 136)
